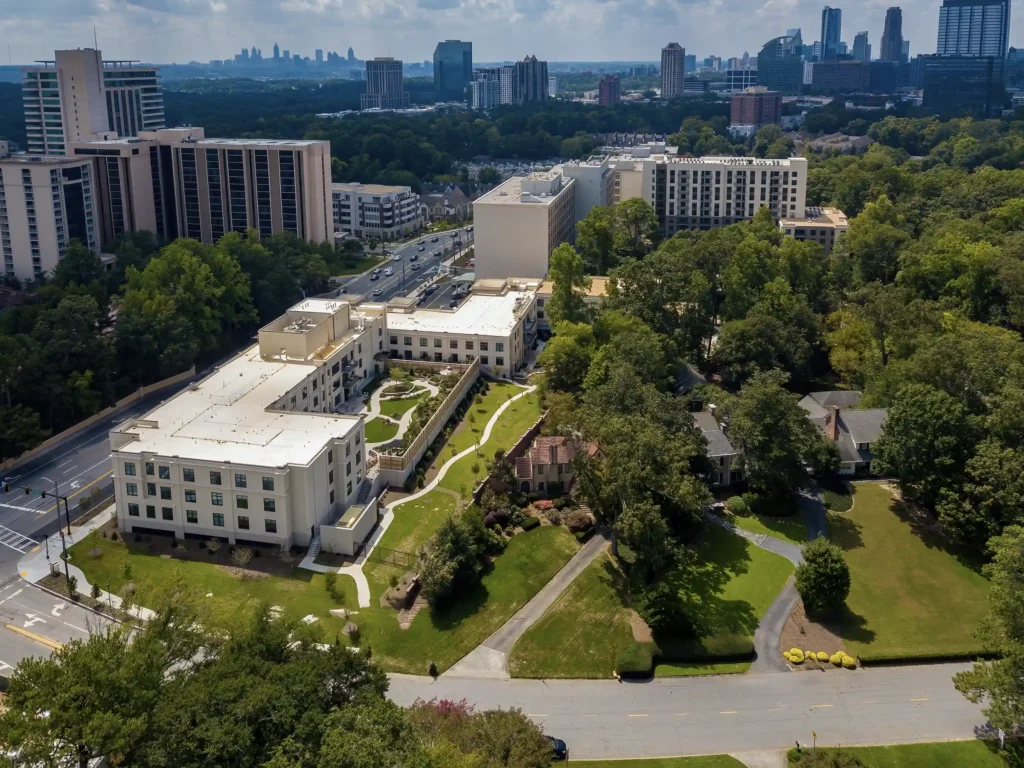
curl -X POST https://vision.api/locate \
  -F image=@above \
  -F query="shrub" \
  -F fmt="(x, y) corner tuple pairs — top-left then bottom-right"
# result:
(789, 749), (866, 767)
(232, 547), (253, 566)
(789, 648), (805, 663)
(783, 651), (792, 661)
(67, 575), (79, 600)
(830, 652), (844, 666)
(552, 497), (568, 511)
(615, 641), (654, 678)
(418, 515), (484, 606)
(725, 495), (750, 517)
(389, 574), (400, 590)
(566, 508), (595, 533)
(547, 507), (566, 526)
(546, 481), (563, 498)
(205, 538), (222, 555)
(817, 651), (829, 662)
(527, 492), (539, 503)
(521, 516), (541, 531)
(842, 654), (857, 669)
(795, 538), (851, 618)
(635, 582), (697, 636)
(325, 572), (344, 603)
(110, 531), (118, 542)
(90, 583), (102, 600)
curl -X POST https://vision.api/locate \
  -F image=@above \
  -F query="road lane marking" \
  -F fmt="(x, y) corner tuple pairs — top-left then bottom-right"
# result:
(41, 469), (113, 514)
(581, 714), (598, 718)
(768, 707), (784, 712)
(811, 704), (834, 709)
(0, 589), (22, 605)
(61, 620), (88, 634)
(527, 714), (547, 718)
(720, 710), (738, 715)
(675, 713), (690, 716)
(910, 698), (928, 702)
(57, 460), (74, 469)
(628, 714), (648, 718)
(861, 701), (877, 704)
(5, 624), (62, 651)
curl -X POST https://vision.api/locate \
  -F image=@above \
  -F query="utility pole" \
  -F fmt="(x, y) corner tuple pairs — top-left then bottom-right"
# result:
(58, 528), (71, 591)
(53, 478), (71, 535)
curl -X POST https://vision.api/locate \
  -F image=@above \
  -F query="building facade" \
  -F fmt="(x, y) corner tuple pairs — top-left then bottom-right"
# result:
(881, 7), (905, 62)
(471, 69), (502, 110)
(598, 75), (622, 106)
(433, 40), (473, 102)
(361, 58), (410, 110)
(727, 68), (759, 92)
(730, 87), (782, 130)
(779, 206), (849, 256)
(936, 0), (1010, 57)
(661, 43), (686, 98)
(332, 182), (423, 240)
(821, 6), (844, 60)
(853, 31), (872, 61)
(473, 172), (575, 280)
(516, 56), (549, 104)
(757, 36), (804, 96)
(811, 60), (871, 92)
(22, 49), (166, 156)
(923, 55), (1007, 116)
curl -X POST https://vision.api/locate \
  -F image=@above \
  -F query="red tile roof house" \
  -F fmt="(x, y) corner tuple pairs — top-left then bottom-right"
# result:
(514, 436), (592, 496)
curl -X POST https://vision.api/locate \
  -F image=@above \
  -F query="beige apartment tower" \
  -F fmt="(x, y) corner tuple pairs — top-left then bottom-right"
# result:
(661, 43), (686, 98)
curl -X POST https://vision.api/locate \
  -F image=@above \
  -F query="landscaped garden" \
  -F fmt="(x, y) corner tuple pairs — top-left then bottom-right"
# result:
(364, 417), (399, 443)
(830, 482), (992, 662)
(787, 741), (1000, 767)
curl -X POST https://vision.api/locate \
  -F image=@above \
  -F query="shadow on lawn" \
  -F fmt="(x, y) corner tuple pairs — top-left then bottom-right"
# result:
(827, 511), (865, 551)
(890, 499), (987, 575)
(428, 581), (492, 632)
(832, 605), (876, 646)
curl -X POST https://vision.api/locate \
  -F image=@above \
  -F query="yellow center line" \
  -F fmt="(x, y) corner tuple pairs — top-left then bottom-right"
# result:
(6, 624), (62, 651)
(768, 707), (784, 712)
(721, 710), (738, 715)
(811, 704), (834, 709)
(675, 713), (690, 716)
(581, 714), (598, 718)
(861, 700), (877, 705)
(910, 698), (928, 702)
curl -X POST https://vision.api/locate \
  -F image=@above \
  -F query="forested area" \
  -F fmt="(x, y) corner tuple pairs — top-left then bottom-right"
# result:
(0, 232), (368, 461)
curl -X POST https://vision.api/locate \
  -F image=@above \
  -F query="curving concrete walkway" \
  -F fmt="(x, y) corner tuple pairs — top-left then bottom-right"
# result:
(364, 380), (439, 450)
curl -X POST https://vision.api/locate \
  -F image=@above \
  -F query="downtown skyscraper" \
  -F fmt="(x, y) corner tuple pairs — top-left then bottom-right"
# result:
(821, 6), (843, 60)
(936, 0), (1010, 57)
(880, 7), (905, 62)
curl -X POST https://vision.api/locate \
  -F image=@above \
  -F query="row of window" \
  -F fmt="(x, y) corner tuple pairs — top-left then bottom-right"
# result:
(392, 336), (503, 351)
(126, 504), (278, 533)
(125, 461), (275, 491)
(124, 483), (278, 511)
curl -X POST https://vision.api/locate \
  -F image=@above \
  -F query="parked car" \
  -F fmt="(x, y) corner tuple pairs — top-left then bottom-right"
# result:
(393, 254), (401, 261)
(384, 267), (394, 276)
(372, 288), (384, 297)
(548, 737), (568, 761)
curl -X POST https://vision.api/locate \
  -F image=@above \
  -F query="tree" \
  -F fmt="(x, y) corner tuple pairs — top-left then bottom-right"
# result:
(613, 198), (661, 261)
(53, 240), (104, 290)
(728, 370), (825, 499)
(795, 538), (851, 618)
(545, 243), (591, 326)
(417, 515), (483, 606)
(478, 166), (500, 184)
(537, 321), (596, 392)
(616, 500), (679, 582)
(576, 205), (616, 274)
(0, 404), (49, 461)
(874, 384), (978, 509)
(954, 525), (1024, 735)
(836, 195), (910, 285)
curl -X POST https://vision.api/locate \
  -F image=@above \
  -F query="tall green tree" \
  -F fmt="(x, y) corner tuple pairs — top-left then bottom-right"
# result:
(545, 243), (591, 326)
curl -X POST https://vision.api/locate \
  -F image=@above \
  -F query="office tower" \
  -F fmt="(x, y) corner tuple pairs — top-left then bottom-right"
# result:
(347, 47), (355, 63)
(787, 28), (805, 49)
(515, 55), (549, 103)
(548, 75), (558, 97)
(273, 42), (280, 61)
(1009, 47), (1024, 88)
(685, 53), (697, 73)
(315, 49), (323, 64)
(0, 145), (100, 281)
(282, 49), (290, 60)
(433, 40), (473, 102)
(727, 68), (759, 91)
(811, 60), (871, 91)
(661, 43), (686, 98)
(599, 75), (621, 106)
(869, 60), (900, 91)
(22, 49), (165, 155)
(821, 6), (843, 60)
(923, 55), (1006, 115)
(880, 8), (904, 62)
(758, 35), (804, 95)
(853, 32), (871, 61)
(902, 40), (911, 61)
(361, 58), (410, 110)
(471, 69), (501, 109)
(731, 87), (782, 129)
(936, 0), (1010, 57)
(497, 65), (517, 104)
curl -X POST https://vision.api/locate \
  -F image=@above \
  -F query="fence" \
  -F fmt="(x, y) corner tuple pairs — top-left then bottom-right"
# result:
(1, 366), (196, 472)
(370, 545), (416, 569)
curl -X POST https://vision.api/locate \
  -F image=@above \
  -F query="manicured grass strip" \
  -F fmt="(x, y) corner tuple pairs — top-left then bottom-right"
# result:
(832, 482), (991, 662)
(726, 508), (807, 546)
(654, 660), (751, 677)
(574, 757), (745, 767)
(788, 741), (1001, 767)
(379, 392), (429, 419)
(822, 480), (854, 512)
(509, 549), (633, 679)
(364, 417), (399, 443)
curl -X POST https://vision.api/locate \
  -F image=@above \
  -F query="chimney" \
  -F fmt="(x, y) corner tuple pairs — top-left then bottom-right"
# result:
(830, 405), (841, 442)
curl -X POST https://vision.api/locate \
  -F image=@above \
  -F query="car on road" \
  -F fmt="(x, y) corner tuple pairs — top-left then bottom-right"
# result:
(370, 272), (379, 281)
(417, 245), (426, 252)
(384, 267), (394, 276)
(409, 253), (418, 262)
(468, 258), (475, 267)
(424, 286), (436, 296)
(431, 236), (438, 242)
(372, 288), (384, 297)
(548, 737), (568, 761)
(411, 263), (420, 271)
(467, 225), (474, 232)
(393, 254), (401, 261)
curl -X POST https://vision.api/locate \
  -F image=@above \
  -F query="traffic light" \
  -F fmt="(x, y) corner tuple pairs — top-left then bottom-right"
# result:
(40, 490), (47, 498)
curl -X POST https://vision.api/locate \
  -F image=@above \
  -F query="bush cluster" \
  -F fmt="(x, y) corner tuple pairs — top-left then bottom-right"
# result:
(615, 641), (655, 677)
(520, 516), (541, 531)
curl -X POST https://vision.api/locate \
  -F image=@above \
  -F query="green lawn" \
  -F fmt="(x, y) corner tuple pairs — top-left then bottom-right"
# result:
(364, 417), (399, 443)
(654, 660), (751, 677)
(575, 757), (745, 767)
(332, 253), (384, 276)
(831, 482), (992, 662)
(725, 506), (808, 546)
(788, 741), (1001, 767)
(822, 480), (854, 512)
(509, 549), (632, 679)
(379, 392), (429, 419)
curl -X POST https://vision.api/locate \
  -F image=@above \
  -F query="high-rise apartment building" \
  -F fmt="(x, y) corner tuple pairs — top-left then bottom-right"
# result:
(731, 87), (782, 129)
(936, 0), (1010, 57)
(758, 36), (804, 95)
(661, 43), (686, 98)
(923, 55), (1006, 116)
(548, 75), (559, 97)
(881, 7), (905, 62)
(598, 75), (622, 106)
(902, 40), (912, 61)
(471, 69), (501, 110)
(853, 32), (872, 61)
(433, 40), (473, 102)
(361, 58), (410, 110)
(497, 65), (517, 104)
(821, 6), (843, 60)
(22, 49), (165, 155)
(515, 56), (549, 104)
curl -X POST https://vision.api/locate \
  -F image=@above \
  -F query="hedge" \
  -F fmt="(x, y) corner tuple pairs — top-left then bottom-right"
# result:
(857, 649), (998, 666)
(520, 516), (541, 531)
(616, 641), (656, 678)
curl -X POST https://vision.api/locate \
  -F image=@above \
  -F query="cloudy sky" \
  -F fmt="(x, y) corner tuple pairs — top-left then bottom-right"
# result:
(0, 0), (1020, 66)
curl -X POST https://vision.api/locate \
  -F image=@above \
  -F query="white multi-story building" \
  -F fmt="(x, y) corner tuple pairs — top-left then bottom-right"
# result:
(22, 49), (165, 156)
(559, 156), (617, 223)
(110, 297), (388, 550)
(473, 171), (576, 280)
(471, 69), (502, 110)
(382, 278), (539, 379)
(332, 182), (423, 240)
(0, 147), (100, 281)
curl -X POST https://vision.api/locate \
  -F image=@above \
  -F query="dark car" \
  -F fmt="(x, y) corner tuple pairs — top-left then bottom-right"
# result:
(548, 737), (568, 761)
(410, 253), (418, 262)
(424, 286), (436, 296)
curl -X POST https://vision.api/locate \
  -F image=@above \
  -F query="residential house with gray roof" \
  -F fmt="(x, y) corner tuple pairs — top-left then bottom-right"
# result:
(799, 391), (887, 475)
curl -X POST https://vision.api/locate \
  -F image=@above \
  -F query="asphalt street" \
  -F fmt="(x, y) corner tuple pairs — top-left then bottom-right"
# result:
(387, 664), (988, 760)
(340, 227), (474, 303)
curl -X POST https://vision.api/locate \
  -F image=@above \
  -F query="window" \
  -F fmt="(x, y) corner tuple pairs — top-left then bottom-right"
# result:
(126, 483), (138, 497)
(328, 449), (333, 464)
(434, 338), (442, 348)
(390, 335), (398, 345)
(237, 495), (248, 509)
(466, 340), (474, 350)
(146, 505), (156, 519)
(265, 519), (278, 534)
(313, 396), (319, 407)
(312, 379), (318, 391)
(234, 473), (247, 488)
(419, 338), (427, 347)
(185, 489), (196, 503)
(146, 483), (156, 496)
(330, 490), (335, 504)
(355, 433), (360, 445)
(302, 386), (308, 399)
(183, 468), (195, 482)
(264, 498), (276, 513)
(345, 443), (351, 457)
(496, 342), (504, 352)
(210, 471), (222, 486)
(329, 470), (334, 485)
(496, 357), (504, 367)
(158, 465), (170, 480)
(162, 507), (173, 521)
(481, 356), (489, 365)
(347, 480), (352, 495)
(124, 462), (136, 476)
(403, 336), (412, 346)
(262, 477), (275, 491)
(346, 462), (351, 476)
(480, 341), (489, 351)
(450, 339), (458, 349)
(145, 462), (154, 476)
(128, 503), (139, 517)
(290, 396), (296, 408)
(160, 486), (171, 500)
(211, 492), (224, 506)
(186, 509), (198, 524)
(237, 516), (250, 530)
(212, 513), (225, 527)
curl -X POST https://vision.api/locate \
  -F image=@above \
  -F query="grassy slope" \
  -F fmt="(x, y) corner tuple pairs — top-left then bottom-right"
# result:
(364, 417), (399, 443)
(832, 482), (991, 661)
(726, 507), (807, 546)
(788, 741), (1000, 767)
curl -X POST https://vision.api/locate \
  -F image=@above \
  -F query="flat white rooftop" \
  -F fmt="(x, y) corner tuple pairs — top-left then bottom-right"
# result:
(181, 138), (326, 148)
(780, 206), (848, 228)
(386, 290), (533, 338)
(474, 173), (570, 206)
(114, 345), (361, 468)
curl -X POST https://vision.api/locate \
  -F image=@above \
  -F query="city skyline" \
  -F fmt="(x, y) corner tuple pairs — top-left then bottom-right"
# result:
(3, 0), (1021, 65)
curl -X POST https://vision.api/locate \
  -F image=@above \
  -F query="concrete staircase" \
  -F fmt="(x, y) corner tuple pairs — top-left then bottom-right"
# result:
(356, 478), (373, 505)
(307, 535), (321, 560)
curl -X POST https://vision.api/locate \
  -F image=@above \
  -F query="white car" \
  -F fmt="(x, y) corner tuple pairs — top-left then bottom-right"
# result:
(384, 267), (394, 276)
(392, 254), (401, 261)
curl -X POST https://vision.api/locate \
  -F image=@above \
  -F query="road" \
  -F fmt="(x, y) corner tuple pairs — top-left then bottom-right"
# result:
(387, 664), (988, 761)
(340, 227), (474, 303)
